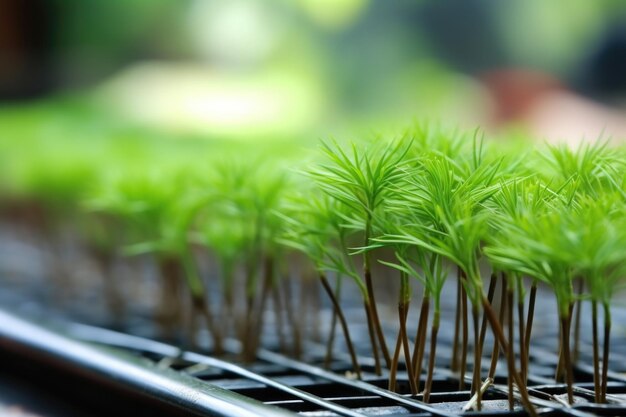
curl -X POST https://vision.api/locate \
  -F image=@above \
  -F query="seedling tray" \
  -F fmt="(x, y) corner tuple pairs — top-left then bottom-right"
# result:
(1, 307), (626, 417)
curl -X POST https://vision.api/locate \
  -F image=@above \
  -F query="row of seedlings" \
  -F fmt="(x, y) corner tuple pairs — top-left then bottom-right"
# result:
(3, 125), (626, 415)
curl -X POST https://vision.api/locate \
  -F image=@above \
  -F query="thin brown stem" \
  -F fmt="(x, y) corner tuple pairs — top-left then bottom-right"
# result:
(390, 298), (416, 393)
(183, 250), (225, 356)
(488, 276), (507, 379)
(517, 298), (527, 384)
(506, 285), (515, 410)
(555, 344), (564, 382)
(298, 274), (309, 351)
(411, 294), (430, 390)
(524, 281), (537, 381)
(186, 302), (198, 351)
(158, 257), (184, 339)
(310, 278), (322, 343)
(560, 314), (574, 405)
(282, 277), (301, 358)
(601, 305), (611, 403)
(459, 280), (469, 390)
(471, 304), (482, 410)
(242, 303), (256, 360)
(592, 300), (600, 403)
(365, 267), (391, 368)
(363, 222), (391, 369)
(399, 302), (417, 395)
(390, 272), (408, 392)
(223, 282), (235, 338)
(555, 303), (574, 382)
(320, 274), (361, 379)
(482, 295), (539, 417)
(422, 316), (439, 403)
(243, 269), (258, 358)
(202, 298), (224, 355)
(243, 257), (274, 361)
(272, 283), (288, 354)
(479, 274), (497, 347)
(323, 319), (339, 368)
(389, 330), (402, 392)
(572, 279), (584, 364)
(324, 276), (342, 368)
(364, 299), (382, 375)
(451, 276), (462, 372)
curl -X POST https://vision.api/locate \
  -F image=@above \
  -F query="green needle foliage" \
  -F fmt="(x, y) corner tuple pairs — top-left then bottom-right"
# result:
(486, 195), (575, 317)
(538, 141), (626, 198)
(568, 196), (626, 307)
(309, 138), (412, 241)
(278, 192), (359, 285)
(392, 150), (504, 306)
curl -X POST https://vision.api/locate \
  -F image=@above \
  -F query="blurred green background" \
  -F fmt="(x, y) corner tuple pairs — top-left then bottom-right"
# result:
(1, 0), (625, 143)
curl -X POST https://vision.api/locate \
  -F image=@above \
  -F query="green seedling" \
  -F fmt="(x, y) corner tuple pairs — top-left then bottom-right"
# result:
(278, 190), (362, 377)
(91, 168), (225, 352)
(369, 219), (447, 397)
(537, 141), (626, 400)
(485, 178), (566, 402)
(486, 192), (580, 404)
(196, 159), (292, 361)
(560, 195), (626, 403)
(308, 138), (411, 374)
(386, 142), (537, 413)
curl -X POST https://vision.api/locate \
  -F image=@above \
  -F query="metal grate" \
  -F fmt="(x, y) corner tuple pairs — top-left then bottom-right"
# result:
(2, 297), (626, 417)
(64, 319), (626, 417)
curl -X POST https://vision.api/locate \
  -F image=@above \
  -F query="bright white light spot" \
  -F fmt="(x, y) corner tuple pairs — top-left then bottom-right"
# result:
(187, 0), (281, 66)
(98, 62), (324, 138)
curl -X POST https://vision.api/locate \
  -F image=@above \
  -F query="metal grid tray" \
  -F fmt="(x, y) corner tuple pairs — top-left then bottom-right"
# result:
(2, 308), (626, 417)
